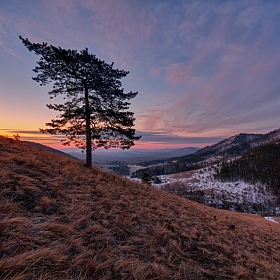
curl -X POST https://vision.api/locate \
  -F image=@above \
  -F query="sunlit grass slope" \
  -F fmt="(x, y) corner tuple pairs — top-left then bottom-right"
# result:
(1, 136), (280, 279)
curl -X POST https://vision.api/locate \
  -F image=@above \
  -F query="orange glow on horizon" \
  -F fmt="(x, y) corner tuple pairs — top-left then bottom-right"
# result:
(43, 141), (204, 150)
(0, 130), (208, 150)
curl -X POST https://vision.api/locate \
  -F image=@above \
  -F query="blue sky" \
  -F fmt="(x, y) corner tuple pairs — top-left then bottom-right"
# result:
(1, 0), (280, 149)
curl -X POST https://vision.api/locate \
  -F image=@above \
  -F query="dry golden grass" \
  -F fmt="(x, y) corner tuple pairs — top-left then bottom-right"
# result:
(1, 136), (280, 279)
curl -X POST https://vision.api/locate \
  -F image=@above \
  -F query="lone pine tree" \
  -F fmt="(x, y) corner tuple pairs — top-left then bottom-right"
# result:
(20, 36), (140, 168)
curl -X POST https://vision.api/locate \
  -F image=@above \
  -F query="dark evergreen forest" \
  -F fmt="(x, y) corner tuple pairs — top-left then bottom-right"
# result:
(216, 142), (280, 195)
(131, 161), (206, 177)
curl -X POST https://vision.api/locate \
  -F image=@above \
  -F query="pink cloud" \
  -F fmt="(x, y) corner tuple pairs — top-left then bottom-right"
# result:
(165, 63), (192, 85)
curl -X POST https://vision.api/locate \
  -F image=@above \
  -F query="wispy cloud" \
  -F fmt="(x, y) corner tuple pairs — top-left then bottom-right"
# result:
(133, 0), (280, 136)
(138, 130), (225, 145)
(0, 41), (20, 58)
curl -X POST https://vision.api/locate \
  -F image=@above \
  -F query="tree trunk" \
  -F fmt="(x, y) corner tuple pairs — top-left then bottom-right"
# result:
(84, 86), (92, 168)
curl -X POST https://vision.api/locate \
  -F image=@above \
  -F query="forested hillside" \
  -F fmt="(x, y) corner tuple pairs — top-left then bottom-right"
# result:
(216, 141), (280, 195)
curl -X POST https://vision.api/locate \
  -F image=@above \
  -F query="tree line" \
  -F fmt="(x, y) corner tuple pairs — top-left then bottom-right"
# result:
(131, 161), (206, 178)
(162, 181), (279, 215)
(216, 142), (280, 196)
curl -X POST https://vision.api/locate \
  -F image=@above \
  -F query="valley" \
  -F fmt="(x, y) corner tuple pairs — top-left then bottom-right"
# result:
(126, 129), (280, 215)
(65, 146), (199, 164)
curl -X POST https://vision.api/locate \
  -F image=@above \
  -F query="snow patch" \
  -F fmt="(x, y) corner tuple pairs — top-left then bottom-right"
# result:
(264, 217), (279, 223)
(151, 167), (279, 214)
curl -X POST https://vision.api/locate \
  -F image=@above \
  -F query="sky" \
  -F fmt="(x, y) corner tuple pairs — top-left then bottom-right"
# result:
(1, 0), (280, 150)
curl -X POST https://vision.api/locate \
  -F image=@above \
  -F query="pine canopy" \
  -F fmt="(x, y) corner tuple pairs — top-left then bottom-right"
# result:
(20, 36), (140, 167)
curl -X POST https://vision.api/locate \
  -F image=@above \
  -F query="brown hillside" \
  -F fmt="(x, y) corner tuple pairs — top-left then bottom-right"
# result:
(1, 136), (280, 279)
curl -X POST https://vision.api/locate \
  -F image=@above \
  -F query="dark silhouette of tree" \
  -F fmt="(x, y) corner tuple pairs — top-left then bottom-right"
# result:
(20, 36), (141, 168)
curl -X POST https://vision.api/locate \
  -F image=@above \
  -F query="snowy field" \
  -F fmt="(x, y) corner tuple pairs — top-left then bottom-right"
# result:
(138, 167), (279, 215)
(156, 167), (275, 204)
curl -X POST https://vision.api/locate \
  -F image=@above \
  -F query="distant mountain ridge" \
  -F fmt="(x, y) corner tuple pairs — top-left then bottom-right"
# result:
(197, 128), (280, 157)
(170, 128), (280, 163)
(67, 146), (199, 164)
(133, 128), (280, 176)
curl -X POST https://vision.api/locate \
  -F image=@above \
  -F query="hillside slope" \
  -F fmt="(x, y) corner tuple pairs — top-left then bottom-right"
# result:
(217, 141), (280, 192)
(1, 136), (280, 279)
